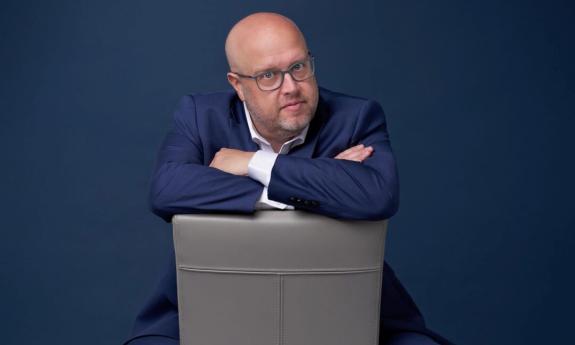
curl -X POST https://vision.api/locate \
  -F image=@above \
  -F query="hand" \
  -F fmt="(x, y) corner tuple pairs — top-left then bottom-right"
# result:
(209, 148), (255, 176)
(334, 144), (373, 162)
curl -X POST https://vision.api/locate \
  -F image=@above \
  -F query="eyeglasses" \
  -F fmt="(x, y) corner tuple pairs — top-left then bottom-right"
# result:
(231, 55), (315, 91)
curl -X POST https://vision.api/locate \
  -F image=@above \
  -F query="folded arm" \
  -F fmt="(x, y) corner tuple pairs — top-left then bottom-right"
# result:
(209, 144), (375, 210)
(267, 100), (399, 220)
(149, 96), (263, 222)
(207, 100), (399, 221)
(150, 96), (398, 222)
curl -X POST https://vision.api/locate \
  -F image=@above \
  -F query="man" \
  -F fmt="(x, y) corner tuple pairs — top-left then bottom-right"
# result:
(125, 12), (452, 345)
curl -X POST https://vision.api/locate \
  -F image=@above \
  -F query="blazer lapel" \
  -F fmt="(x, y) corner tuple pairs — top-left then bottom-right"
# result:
(229, 96), (260, 151)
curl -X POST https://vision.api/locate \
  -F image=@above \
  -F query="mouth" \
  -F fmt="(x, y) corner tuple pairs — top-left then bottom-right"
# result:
(281, 100), (305, 111)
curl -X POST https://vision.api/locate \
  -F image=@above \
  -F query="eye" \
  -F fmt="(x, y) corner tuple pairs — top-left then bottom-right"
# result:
(291, 62), (305, 71)
(261, 71), (275, 79)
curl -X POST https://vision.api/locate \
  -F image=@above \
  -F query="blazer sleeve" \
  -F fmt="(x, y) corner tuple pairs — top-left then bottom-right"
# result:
(149, 95), (264, 222)
(268, 99), (399, 220)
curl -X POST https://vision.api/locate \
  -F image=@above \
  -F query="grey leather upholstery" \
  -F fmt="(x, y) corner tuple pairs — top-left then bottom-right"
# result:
(173, 211), (388, 345)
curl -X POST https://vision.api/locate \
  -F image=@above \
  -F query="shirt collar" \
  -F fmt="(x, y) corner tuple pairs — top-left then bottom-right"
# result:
(243, 102), (309, 153)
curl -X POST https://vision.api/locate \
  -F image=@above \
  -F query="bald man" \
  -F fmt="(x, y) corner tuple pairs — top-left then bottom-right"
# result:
(124, 13), (452, 345)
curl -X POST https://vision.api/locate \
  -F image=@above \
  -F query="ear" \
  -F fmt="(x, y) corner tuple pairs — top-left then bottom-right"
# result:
(227, 73), (245, 101)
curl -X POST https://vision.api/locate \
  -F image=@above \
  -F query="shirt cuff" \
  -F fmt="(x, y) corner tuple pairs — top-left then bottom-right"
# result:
(248, 150), (278, 187)
(255, 187), (295, 210)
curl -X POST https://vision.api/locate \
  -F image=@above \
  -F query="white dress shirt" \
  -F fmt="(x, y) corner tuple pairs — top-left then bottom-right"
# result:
(243, 102), (309, 210)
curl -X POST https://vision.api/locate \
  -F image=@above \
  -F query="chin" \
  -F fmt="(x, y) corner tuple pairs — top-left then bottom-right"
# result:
(280, 114), (312, 133)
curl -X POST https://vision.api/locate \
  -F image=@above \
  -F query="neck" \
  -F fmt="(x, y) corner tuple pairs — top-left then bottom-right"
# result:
(264, 132), (297, 153)
(253, 123), (299, 152)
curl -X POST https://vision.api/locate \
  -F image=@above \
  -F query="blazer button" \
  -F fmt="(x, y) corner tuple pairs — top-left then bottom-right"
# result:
(310, 200), (319, 207)
(295, 198), (302, 204)
(303, 200), (311, 206)
(289, 196), (296, 202)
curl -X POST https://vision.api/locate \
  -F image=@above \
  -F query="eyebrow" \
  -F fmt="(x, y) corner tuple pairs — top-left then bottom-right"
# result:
(253, 56), (308, 75)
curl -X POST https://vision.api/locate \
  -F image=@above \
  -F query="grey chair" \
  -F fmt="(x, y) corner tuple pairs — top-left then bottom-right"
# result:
(173, 210), (388, 345)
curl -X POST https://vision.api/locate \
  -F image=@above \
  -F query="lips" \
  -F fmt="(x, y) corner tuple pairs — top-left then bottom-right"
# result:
(281, 100), (305, 109)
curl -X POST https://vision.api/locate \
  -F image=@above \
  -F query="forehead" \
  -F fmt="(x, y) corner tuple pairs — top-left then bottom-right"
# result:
(234, 24), (309, 74)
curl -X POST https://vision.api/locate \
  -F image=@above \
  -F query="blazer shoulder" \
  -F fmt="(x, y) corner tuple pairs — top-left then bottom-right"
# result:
(173, 89), (242, 124)
(318, 87), (385, 122)
(178, 90), (238, 109)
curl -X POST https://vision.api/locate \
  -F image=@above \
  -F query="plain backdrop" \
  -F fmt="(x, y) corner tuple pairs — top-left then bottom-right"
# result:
(1, 1), (574, 344)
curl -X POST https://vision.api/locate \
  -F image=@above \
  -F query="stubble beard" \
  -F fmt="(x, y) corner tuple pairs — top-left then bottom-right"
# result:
(246, 101), (314, 141)
(278, 108), (313, 132)
(242, 79), (319, 142)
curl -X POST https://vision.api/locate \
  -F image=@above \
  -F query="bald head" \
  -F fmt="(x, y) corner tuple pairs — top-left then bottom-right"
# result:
(225, 12), (309, 73)
(224, 13), (318, 145)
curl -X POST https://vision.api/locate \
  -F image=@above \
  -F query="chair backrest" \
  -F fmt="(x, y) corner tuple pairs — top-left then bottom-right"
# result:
(173, 210), (387, 345)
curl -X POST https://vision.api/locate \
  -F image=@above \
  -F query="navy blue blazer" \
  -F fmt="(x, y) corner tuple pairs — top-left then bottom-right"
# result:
(125, 88), (451, 345)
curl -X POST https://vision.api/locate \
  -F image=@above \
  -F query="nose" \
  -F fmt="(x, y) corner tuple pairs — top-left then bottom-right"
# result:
(280, 72), (298, 94)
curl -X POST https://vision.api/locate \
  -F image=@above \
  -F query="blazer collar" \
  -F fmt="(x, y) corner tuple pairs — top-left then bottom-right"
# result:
(229, 96), (260, 151)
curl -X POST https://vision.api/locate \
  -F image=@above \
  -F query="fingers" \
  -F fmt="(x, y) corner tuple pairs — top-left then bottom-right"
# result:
(335, 144), (363, 158)
(353, 146), (373, 162)
(334, 144), (374, 162)
(209, 148), (254, 176)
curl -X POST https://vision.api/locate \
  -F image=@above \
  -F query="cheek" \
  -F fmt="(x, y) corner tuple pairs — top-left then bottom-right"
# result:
(263, 96), (281, 116)
(252, 96), (280, 121)
(302, 82), (318, 101)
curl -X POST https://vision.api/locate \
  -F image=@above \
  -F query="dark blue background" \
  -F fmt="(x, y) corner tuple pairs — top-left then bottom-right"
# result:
(1, 1), (573, 344)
